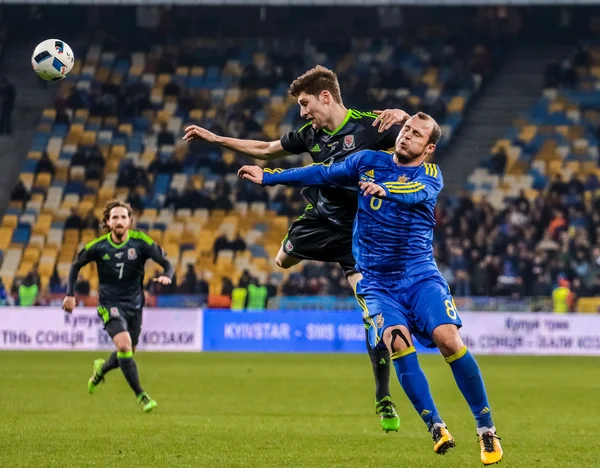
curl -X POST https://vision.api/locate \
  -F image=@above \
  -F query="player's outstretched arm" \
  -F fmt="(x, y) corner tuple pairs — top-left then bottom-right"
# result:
(182, 125), (290, 161)
(239, 153), (361, 188)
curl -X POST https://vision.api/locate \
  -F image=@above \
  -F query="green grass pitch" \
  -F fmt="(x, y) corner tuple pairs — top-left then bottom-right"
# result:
(0, 352), (598, 467)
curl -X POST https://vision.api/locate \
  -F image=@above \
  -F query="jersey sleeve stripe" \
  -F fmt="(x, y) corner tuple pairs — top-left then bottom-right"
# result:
(386, 184), (426, 194)
(264, 168), (284, 174)
(85, 233), (109, 250)
(383, 182), (423, 189)
(130, 230), (154, 245)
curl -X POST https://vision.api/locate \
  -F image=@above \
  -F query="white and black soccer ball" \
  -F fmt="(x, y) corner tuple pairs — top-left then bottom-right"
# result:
(31, 39), (75, 81)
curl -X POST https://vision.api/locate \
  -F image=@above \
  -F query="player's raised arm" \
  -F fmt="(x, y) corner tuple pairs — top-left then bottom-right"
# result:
(238, 151), (365, 188)
(182, 125), (292, 161)
(63, 243), (96, 312)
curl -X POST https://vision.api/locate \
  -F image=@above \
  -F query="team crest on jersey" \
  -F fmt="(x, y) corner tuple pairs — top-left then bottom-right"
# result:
(110, 307), (120, 318)
(128, 248), (137, 260)
(343, 135), (355, 150)
(376, 313), (384, 328)
(397, 174), (410, 183)
(285, 239), (293, 252)
(115, 252), (123, 259)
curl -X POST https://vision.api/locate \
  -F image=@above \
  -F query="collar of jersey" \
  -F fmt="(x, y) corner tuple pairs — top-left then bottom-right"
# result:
(107, 231), (130, 249)
(322, 109), (352, 136)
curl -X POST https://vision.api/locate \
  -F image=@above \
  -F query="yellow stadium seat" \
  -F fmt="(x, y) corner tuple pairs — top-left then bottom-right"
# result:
(81, 131), (97, 146)
(110, 145), (126, 160)
(2, 275), (14, 290)
(74, 108), (89, 122)
(34, 172), (52, 189)
(21, 173), (34, 189)
(17, 262), (34, 277)
(148, 229), (163, 244)
(129, 64), (144, 76)
(64, 229), (80, 244)
(118, 123), (133, 137)
(3, 215), (18, 229)
(0, 227), (13, 249)
(547, 159), (563, 176)
(55, 166), (69, 182)
(142, 208), (158, 220)
(42, 108), (56, 119)
(38, 263), (54, 277)
(8, 201), (23, 211)
(22, 247), (41, 263)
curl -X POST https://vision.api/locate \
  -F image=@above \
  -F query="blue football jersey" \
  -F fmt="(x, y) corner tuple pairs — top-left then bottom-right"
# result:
(262, 150), (443, 280)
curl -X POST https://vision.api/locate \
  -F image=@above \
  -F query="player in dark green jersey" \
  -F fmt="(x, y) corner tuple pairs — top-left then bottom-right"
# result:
(183, 65), (408, 432)
(62, 200), (174, 412)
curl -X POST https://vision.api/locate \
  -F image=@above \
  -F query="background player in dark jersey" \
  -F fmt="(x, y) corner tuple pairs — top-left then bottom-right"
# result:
(183, 65), (408, 431)
(62, 200), (174, 412)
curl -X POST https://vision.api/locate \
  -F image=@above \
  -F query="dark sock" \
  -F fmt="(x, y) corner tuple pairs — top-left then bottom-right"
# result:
(117, 351), (144, 396)
(366, 329), (391, 401)
(101, 351), (119, 375)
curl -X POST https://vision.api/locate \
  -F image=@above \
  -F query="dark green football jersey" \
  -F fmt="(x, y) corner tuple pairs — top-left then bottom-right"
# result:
(279, 109), (401, 227)
(67, 230), (174, 310)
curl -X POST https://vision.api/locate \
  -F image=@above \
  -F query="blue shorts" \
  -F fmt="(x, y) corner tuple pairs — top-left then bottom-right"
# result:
(355, 271), (462, 349)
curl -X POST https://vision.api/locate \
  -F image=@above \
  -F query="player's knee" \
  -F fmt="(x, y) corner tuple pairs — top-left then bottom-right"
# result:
(432, 324), (464, 358)
(383, 325), (413, 354)
(113, 332), (132, 353)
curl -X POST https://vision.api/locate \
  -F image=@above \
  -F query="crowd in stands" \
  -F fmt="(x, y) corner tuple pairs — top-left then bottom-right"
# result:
(3, 6), (600, 307)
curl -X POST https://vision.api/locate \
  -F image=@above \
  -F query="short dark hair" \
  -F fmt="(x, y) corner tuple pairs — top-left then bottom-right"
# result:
(101, 199), (133, 232)
(289, 65), (342, 104)
(416, 112), (442, 145)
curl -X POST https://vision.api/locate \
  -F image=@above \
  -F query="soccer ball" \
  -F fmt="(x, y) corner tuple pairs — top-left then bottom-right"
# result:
(31, 39), (75, 81)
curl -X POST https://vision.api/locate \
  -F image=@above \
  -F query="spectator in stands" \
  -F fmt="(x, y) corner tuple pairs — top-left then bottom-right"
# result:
(74, 274), (90, 296)
(489, 147), (507, 176)
(10, 179), (29, 204)
(35, 151), (55, 178)
(196, 271), (209, 296)
(221, 277), (234, 297)
(134, 165), (151, 191)
(0, 278), (7, 306)
(181, 264), (197, 294)
(265, 275), (277, 302)
(164, 80), (180, 98)
(116, 160), (136, 188)
(126, 188), (144, 213)
(0, 76), (16, 135)
(65, 208), (83, 230)
(18, 273), (38, 306)
(55, 107), (70, 125)
(49, 266), (66, 294)
(82, 210), (100, 232)
(157, 123), (175, 147)
(66, 89), (85, 110)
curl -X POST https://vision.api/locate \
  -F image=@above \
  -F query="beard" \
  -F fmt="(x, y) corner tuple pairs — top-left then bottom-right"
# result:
(395, 149), (422, 164)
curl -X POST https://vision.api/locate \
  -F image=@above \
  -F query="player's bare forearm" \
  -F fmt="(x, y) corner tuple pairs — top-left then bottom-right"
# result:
(217, 136), (290, 161)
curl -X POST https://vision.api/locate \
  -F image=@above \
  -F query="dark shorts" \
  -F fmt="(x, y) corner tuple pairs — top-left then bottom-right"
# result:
(281, 205), (358, 277)
(97, 305), (143, 347)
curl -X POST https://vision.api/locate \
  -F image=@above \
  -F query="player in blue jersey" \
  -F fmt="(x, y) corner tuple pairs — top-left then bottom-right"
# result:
(237, 112), (503, 466)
